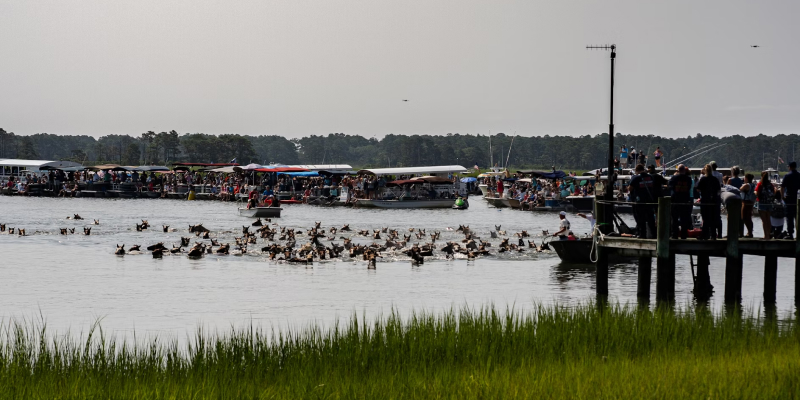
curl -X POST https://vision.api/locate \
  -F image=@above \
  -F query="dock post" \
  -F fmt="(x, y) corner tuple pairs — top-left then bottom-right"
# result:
(764, 255), (778, 303)
(595, 200), (609, 298)
(656, 196), (673, 302)
(695, 255), (713, 301)
(637, 257), (652, 303)
(724, 198), (743, 304)
(796, 199), (800, 311)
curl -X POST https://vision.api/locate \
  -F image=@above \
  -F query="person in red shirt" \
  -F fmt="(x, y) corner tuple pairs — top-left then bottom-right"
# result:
(496, 179), (503, 197)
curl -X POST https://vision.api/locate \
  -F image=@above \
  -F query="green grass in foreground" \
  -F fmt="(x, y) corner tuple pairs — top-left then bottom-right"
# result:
(1, 304), (799, 399)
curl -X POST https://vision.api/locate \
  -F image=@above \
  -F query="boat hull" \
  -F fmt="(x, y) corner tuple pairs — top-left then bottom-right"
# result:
(484, 196), (507, 208)
(356, 199), (456, 209)
(478, 184), (489, 197)
(550, 238), (635, 264)
(238, 207), (283, 218)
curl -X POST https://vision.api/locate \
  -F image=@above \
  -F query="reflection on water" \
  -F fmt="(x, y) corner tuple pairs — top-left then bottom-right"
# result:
(0, 196), (796, 339)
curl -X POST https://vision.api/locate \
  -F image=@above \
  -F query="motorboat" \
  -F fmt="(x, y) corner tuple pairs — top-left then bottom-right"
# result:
(356, 198), (458, 209)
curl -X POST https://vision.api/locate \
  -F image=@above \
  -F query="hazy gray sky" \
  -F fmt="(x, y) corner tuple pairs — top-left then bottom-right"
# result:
(1, 0), (798, 138)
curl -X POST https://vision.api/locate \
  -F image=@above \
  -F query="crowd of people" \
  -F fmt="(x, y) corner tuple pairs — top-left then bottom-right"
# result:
(625, 160), (800, 241)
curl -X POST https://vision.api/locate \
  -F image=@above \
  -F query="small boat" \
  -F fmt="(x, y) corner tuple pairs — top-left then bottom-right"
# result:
(484, 196), (508, 208)
(550, 238), (634, 264)
(238, 207), (282, 218)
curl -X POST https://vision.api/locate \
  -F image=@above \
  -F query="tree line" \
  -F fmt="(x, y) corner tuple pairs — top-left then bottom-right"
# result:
(0, 128), (797, 173)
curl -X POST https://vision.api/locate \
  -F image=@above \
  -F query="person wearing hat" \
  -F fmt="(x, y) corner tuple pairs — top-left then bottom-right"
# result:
(781, 161), (800, 239)
(552, 211), (571, 239)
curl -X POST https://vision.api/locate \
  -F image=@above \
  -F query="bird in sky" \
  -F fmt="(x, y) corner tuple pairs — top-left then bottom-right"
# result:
(402, 99), (408, 102)
(751, 45), (761, 48)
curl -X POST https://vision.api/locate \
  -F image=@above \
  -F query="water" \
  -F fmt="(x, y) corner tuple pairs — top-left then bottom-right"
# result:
(0, 196), (796, 339)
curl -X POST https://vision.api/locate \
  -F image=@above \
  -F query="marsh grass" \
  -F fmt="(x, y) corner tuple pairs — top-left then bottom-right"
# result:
(1, 304), (798, 399)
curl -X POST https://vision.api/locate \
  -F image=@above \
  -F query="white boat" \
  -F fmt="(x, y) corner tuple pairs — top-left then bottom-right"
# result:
(478, 184), (489, 197)
(238, 207), (282, 218)
(355, 199), (457, 209)
(352, 165), (470, 210)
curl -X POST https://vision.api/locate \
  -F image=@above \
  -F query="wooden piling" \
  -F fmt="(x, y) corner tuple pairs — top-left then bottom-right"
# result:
(796, 199), (800, 309)
(724, 197), (743, 304)
(695, 255), (713, 301)
(656, 196), (673, 302)
(637, 257), (652, 300)
(764, 255), (778, 303)
(595, 200), (609, 297)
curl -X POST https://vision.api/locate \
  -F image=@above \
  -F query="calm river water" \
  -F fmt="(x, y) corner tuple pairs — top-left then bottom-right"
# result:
(0, 196), (795, 338)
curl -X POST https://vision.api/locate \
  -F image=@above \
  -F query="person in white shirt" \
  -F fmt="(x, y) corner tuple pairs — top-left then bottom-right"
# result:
(553, 211), (571, 238)
(577, 212), (596, 232)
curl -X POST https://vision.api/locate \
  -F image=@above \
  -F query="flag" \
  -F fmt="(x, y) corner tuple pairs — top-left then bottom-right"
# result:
(779, 157), (785, 164)
(474, 164), (479, 170)
(230, 158), (237, 164)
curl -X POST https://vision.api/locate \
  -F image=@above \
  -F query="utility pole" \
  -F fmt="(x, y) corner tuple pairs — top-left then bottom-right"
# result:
(587, 44), (617, 233)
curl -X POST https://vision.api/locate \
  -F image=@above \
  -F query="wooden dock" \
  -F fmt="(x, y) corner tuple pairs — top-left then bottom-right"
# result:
(595, 197), (800, 305)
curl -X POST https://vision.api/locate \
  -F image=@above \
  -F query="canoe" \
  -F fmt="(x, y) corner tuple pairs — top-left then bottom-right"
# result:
(238, 207), (283, 218)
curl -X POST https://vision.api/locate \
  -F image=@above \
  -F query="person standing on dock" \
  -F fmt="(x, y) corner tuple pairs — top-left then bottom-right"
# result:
(781, 161), (800, 240)
(755, 171), (775, 240)
(668, 165), (693, 239)
(653, 147), (663, 168)
(697, 164), (722, 240)
(629, 164), (656, 239)
(620, 145), (628, 168)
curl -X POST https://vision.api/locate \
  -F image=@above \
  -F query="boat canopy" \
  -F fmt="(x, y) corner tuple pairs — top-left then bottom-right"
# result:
(134, 166), (170, 172)
(288, 164), (352, 172)
(0, 159), (84, 170)
(386, 176), (454, 187)
(254, 167), (310, 173)
(517, 170), (567, 179)
(358, 165), (467, 176)
(87, 164), (123, 171)
(172, 162), (239, 167)
(278, 171), (319, 177)
(460, 177), (477, 183)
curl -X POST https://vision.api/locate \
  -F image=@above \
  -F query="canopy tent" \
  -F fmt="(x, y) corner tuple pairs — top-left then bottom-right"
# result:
(358, 165), (467, 176)
(517, 170), (567, 180)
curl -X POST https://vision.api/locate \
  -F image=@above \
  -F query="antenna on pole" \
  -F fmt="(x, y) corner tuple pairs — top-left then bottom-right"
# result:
(586, 43), (617, 235)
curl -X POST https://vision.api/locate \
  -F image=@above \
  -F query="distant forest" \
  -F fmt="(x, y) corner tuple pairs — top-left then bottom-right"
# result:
(0, 128), (798, 173)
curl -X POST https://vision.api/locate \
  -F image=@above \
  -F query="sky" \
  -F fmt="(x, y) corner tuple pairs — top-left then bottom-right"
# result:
(0, 0), (798, 138)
